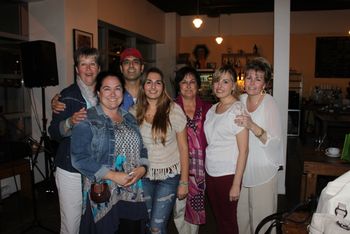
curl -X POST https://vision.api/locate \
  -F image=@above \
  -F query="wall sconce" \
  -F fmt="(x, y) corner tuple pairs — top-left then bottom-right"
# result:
(193, 0), (203, 28)
(215, 15), (223, 44)
(237, 73), (245, 92)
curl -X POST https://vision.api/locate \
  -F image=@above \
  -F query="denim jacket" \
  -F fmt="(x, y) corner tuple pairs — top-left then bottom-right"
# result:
(71, 105), (148, 181)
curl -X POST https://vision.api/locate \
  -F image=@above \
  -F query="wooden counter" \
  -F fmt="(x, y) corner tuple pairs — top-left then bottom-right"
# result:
(300, 146), (350, 201)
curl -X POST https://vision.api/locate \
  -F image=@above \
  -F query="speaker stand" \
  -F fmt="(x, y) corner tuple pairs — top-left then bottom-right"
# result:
(22, 87), (56, 233)
(34, 87), (55, 189)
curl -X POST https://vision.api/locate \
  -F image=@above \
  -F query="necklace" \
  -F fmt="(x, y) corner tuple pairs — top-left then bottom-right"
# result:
(219, 97), (236, 107)
(248, 94), (264, 110)
(112, 113), (123, 124)
(216, 98), (236, 113)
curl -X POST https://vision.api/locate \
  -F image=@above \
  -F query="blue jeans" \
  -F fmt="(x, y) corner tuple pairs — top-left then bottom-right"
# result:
(142, 175), (180, 234)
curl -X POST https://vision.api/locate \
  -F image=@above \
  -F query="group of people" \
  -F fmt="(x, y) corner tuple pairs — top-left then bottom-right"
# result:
(49, 47), (283, 234)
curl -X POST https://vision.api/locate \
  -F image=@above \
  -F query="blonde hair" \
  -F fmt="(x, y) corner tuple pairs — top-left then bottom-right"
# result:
(212, 65), (240, 99)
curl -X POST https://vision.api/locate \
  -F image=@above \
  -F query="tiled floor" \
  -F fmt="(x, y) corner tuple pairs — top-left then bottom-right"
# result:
(0, 136), (313, 234)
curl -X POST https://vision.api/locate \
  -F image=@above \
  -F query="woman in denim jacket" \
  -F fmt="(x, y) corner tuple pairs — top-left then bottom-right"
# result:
(71, 71), (149, 234)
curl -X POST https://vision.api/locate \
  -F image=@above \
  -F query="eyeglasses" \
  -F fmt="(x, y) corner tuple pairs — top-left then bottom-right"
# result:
(122, 59), (141, 66)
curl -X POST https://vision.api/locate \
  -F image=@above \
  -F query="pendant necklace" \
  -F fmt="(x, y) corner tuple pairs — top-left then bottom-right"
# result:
(248, 94), (264, 111)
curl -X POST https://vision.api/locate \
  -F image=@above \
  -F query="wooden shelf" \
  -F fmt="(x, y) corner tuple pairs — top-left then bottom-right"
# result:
(221, 52), (260, 68)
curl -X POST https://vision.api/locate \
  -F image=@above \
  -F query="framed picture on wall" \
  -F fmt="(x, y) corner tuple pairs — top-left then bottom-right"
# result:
(73, 29), (93, 80)
(73, 29), (93, 50)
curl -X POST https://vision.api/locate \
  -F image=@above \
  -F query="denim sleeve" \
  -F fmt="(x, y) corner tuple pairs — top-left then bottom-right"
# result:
(71, 120), (109, 181)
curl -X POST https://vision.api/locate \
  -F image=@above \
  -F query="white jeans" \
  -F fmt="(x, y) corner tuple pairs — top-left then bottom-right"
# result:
(55, 167), (82, 234)
(237, 175), (278, 234)
(173, 198), (199, 234)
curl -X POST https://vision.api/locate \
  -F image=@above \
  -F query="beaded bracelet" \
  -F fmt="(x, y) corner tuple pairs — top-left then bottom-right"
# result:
(179, 181), (189, 186)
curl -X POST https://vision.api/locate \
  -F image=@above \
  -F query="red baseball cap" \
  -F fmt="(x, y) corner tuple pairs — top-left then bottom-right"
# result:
(120, 48), (143, 62)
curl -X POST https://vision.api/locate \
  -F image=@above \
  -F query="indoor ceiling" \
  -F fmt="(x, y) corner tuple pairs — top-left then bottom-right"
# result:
(147, 0), (350, 17)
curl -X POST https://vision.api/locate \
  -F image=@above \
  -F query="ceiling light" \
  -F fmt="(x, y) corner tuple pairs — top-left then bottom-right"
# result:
(193, 18), (203, 28)
(193, 0), (203, 29)
(215, 15), (223, 44)
(215, 36), (223, 44)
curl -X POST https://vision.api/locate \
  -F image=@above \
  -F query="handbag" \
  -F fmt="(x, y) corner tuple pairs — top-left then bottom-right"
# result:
(90, 182), (111, 203)
(341, 133), (350, 162)
(309, 213), (350, 234)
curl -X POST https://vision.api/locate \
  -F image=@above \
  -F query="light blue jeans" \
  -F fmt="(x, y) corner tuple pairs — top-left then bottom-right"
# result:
(142, 175), (180, 234)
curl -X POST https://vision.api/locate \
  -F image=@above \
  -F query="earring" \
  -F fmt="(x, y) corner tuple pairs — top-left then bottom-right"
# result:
(260, 89), (266, 95)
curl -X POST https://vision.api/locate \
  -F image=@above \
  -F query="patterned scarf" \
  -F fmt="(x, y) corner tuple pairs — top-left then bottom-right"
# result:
(76, 77), (97, 107)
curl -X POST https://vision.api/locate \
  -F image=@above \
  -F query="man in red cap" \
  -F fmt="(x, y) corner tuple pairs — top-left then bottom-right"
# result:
(119, 48), (144, 110)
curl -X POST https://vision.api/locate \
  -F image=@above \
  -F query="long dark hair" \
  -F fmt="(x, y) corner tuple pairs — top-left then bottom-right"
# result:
(135, 67), (173, 145)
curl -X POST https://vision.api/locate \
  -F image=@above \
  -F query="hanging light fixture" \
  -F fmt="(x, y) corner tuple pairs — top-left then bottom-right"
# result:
(215, 15), (223, 44)
(193, 0), (203, 29)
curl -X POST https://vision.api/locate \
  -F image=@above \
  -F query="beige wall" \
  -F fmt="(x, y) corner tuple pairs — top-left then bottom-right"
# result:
(29, 2), (350, 101)
(290, 33), (349, 98)
(25, 0), (166, 184)
(179, 10), (350, 98)
(98, 0), (165, 42)
(29, 0), (165, 91)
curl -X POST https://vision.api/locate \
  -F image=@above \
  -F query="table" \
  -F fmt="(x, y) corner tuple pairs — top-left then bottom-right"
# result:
(300, 146), (350, 201)
(0, 159), (32, 199)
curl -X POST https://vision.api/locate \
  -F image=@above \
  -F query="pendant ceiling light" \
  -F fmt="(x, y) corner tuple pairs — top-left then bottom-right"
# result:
(193, 0), (203, 29)
(215, 15), (223, 44)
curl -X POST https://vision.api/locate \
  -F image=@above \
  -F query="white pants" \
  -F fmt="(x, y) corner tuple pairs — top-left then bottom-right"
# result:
(173, 198), (199, 234)
(237, 175), (278, 234)
(55, 167), (82, 234)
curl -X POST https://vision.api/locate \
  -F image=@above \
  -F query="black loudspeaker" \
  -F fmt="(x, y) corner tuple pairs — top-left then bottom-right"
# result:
(21, 40), (59, 88)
